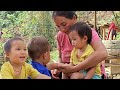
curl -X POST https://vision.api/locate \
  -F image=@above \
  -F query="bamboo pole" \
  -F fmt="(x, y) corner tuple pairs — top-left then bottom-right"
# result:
(94, 11), (97, 30)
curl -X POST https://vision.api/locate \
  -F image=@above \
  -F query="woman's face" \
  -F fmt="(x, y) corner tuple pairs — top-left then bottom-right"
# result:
(53, 16), (77, 34)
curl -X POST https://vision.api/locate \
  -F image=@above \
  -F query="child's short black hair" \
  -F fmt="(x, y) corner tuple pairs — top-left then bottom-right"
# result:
(69, 21), (92, 44)
(52, 11), (77, 19)
(4, 37), (24, 54)
(27, 36), (49, 60)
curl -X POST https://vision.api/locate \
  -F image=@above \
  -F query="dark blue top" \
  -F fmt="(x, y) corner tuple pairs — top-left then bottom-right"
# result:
(31, 61), (52, 77)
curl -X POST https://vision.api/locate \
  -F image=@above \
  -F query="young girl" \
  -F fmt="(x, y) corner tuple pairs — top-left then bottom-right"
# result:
(62, 21), (101, 79)
(28, 36), (59, 79)
(0, 37), (51, 79)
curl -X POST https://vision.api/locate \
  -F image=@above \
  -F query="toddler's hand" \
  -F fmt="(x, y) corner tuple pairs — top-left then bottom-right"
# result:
(51, 69), (61, 79)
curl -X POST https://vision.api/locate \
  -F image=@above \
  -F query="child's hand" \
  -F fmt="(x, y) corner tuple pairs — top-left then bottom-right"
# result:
(51, 69), (61, 79)
(58, 63), (74, 74)
(57, 63), (65, 70)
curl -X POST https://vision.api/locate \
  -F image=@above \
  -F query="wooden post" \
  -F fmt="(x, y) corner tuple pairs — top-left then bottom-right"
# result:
(94, 11), (97, 30)
(103, 28), (106, 40)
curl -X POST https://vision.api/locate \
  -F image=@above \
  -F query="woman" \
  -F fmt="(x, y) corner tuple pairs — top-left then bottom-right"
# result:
(52, 11), (108, 78)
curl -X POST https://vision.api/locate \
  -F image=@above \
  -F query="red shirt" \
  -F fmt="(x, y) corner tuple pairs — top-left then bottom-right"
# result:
(107, 22), (116, 39)
(57, 31), (73, 63)
(109, 22), (116, 30)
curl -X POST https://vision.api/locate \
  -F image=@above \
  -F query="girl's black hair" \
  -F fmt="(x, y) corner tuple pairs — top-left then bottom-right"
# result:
(52, 11), (77, 19)
(69, 21), (92, 44)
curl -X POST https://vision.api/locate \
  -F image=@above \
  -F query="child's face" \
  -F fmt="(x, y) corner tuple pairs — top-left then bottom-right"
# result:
(6, 40), (28, 65)
(53, 16), (76, 34)
(69, 31), (87, 49)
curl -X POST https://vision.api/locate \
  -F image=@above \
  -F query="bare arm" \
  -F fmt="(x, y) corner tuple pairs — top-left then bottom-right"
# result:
(84, 67), (96, 79)
(34, 73), (51, 79)
(58, 48), (62, 63)
(73, 40), (108, 72)
(46, 63), (58, 70)
(50, 44), (62, 78)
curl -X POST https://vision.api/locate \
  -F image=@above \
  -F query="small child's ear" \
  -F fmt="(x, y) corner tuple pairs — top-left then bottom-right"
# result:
(43, 52), (47, 60)
(73, 15), (77, 20)
(83, 36), (88, 41)
(5, 52), (9, 58)
(4, 52), (10, 61)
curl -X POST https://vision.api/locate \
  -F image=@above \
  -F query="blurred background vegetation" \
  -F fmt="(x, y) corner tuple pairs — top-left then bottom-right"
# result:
(0, 11), (120, 62)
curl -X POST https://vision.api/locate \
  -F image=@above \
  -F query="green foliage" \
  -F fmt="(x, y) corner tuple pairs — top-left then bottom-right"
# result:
(0, 43), (4, 56)
(50, 49), (59, 62)
(116, 32), (120, 40)
(0, 11), (57, 52)
(1, 11), (120, 56)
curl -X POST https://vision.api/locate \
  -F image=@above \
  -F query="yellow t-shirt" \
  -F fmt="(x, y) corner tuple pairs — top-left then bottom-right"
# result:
(0, 72), (2, 79)
(70, 44), (101, 76)
(1, 62), (40, 79)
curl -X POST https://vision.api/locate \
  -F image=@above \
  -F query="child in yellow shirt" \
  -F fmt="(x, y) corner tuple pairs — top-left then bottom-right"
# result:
(0, 37), (51, 79)
(61, 21), (101, 79)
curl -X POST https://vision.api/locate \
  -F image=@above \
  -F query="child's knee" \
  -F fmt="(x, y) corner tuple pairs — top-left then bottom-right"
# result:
(70, 73), (84, 79)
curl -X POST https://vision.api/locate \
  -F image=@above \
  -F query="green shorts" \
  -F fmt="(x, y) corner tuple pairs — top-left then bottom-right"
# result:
(80, 70), (101, 79)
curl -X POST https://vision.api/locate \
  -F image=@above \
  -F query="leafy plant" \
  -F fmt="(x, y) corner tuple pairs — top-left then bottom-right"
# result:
(0, 43), (4, 56)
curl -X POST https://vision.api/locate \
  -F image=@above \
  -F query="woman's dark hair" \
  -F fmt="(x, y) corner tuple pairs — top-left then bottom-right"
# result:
(27, 36), (49, 60)
(52, 11), (77, 19)
(69, 21), (92, 44)
(4, 37), (24, 54)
